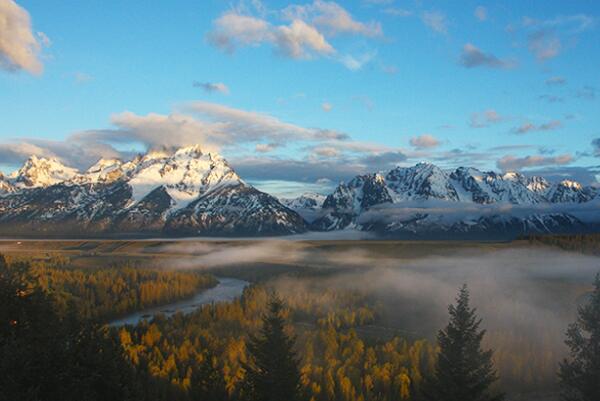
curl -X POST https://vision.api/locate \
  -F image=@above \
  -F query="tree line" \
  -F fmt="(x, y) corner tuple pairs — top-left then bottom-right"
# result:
(2, 255), (216, 320)
(526, 234), (600, 256)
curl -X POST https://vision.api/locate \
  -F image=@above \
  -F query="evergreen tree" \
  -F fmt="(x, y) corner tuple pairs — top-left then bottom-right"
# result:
(190, 350), (228, 401)
(421, 285), (504, 401)
(244, 293), (302, 401)
(0, 256), (137, 401)
(559, 273), (600, 401)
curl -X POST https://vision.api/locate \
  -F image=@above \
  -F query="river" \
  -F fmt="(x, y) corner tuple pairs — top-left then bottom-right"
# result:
(109, 277), (249, 327)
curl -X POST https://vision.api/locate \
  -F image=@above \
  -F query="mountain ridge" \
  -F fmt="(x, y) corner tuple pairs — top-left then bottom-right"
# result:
(0, 147), (598, 238)
(0, 145), (307, 237)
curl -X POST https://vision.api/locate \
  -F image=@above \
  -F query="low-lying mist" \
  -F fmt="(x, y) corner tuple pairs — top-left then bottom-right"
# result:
(154, 240), (599, 395)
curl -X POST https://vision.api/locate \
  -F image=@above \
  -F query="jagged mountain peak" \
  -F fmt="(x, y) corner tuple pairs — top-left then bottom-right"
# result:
(558, 179), (582, 190)
(546, 179), (594, 203)
(76, 158), (125, 185)
(10, 156), (79, 188)
(387, 163), (458, 202)
(0, 144), (307, 236)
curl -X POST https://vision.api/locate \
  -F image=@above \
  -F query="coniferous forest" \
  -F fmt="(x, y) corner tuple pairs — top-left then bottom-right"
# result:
(2, 244), (600, 401)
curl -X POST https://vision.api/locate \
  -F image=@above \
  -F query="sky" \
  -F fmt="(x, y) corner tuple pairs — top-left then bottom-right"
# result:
(0, 0), (599, 197)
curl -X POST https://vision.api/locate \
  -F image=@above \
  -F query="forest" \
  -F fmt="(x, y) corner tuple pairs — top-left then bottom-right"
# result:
(1, 250), (599, 401)
(526, 233), (600, 256)
(1, 254), (216, 321)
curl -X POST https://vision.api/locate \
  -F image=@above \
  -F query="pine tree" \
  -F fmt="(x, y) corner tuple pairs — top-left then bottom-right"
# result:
(421, 285), (504, 401)
(559, 273), (600, 401)
(244, 293), (302, 401)
(190, 350), (228, 401)
(0, 256), (137, 401)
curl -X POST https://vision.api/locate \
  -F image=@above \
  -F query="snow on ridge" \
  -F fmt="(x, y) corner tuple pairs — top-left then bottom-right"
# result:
(9, 155), (79, 188)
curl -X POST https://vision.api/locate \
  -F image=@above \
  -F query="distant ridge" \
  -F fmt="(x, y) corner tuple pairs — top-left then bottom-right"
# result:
(285, 163), (600, 239)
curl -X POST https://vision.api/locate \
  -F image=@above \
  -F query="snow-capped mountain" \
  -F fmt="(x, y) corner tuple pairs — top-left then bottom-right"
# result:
(0, 173), (14, 194)
(0, 146), (307, 237)
(546, 180), (597, 203)
(1, 152), (598, 239)
(310, 163), (600, 238)
(9, 156), (79, 189)
(280, 193), (326, 223)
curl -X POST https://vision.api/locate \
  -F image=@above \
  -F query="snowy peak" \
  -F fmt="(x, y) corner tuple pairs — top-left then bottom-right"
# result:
(450, 167), (545, 204)
(280, 193), (326, 210)
(0, 144), (307, 236)
(387, 163), (459, 202)
(77, 158), (125, 184)
(10, 156), (78, 188)
(126, 146), (242, 210)
(312, 163), (599, 233)
(547, 180), (595, 203)
(0, 172), (14, 194)
(526, 176), (551, 195)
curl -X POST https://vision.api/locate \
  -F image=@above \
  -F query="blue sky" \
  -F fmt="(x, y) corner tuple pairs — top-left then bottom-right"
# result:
(0, 0), (599, 196)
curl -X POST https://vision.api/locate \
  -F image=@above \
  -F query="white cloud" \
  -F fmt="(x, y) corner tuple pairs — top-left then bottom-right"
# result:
(528, 30), (561, 61)
(497, 154), (572, 171)
(470, 109), (505, 128)
(321, 102), (333, 112)
(185, 101), (347, 144)
(255, 143), (279, 153)
(0, 0), (45, 75)
(521, 15), (594, 62)
(0, 138), (124, 169)
(474, 6), (487, 22)
(337, 51), (376, 71)
(513, 120), (562, 134)
(283, 1), (383, 37)
(207, 12), (272, 52)
(208, 11), (334, 59)
(410, 134), (440, 149)
(193, 81), (230, 94)
(274, 19), (335, 58)
(460, 43), (515, 69)
(422, 11), (447, 34)
(312, 146), (340, 157)
(523, 14), (595, 34)
(208, 3), (381, 69)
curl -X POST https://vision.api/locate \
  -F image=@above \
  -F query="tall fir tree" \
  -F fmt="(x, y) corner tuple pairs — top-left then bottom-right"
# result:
(0, 255), (137, 401)
(190, 350), (229, 401)
(559, 273), (600, 401)
(243, 293), (302, 401)
(421, 285), (504, 401)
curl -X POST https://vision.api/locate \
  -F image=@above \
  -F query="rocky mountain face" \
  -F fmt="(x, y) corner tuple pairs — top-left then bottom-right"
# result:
(283, 163), (600, 238)
(1, 152), (598, 239)
(279, 193), (326, 223)
(0, 146), (307, 237)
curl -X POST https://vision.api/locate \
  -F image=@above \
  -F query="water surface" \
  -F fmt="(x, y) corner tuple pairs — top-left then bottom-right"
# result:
(109, 277), (249, 326)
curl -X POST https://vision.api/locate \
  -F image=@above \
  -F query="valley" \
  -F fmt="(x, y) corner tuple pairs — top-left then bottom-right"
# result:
(2, 237), (597, 400)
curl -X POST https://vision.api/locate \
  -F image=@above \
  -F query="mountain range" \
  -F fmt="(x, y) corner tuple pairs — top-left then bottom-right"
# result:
(0, 146), (598, 238)
(0, 145), (306, 237)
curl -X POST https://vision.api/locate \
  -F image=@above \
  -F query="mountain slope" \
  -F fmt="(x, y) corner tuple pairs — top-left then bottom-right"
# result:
(310, 163), (600, 238)
(0, 146), (307, 237)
